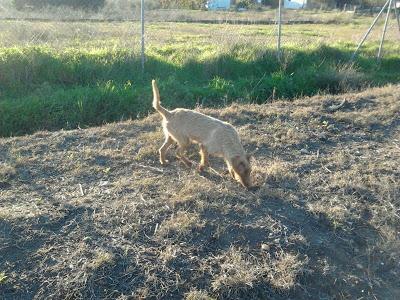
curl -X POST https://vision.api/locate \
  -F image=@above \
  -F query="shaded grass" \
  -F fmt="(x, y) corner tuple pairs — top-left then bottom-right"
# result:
(1, 41), (399, 137)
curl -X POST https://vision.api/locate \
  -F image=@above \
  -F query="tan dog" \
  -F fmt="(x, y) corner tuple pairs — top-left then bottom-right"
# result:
(152, 80), (251, 188)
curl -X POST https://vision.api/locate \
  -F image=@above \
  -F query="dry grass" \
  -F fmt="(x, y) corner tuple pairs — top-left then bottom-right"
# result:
(0, 272), (7, 284)
(265, 160), (298, 188)
(268, 251), (307, 290)
(0, 163), (15, 182)
(185, 289), (215, 300)
(87, 250), (115, 270)
(0, 15), (398, 50)
(158, 244), (180, 264)
(210, 247), (261, 295)
(210, 246), (306, 297)
(156, 211), (204, 239)
(0, 84), (399, 299)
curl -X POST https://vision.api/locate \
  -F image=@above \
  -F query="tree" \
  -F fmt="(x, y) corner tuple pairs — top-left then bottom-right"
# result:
(13, 0), (106, 11)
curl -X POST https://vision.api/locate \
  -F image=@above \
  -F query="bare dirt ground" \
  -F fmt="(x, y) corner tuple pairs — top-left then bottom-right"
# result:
(1, 85), (399, 299)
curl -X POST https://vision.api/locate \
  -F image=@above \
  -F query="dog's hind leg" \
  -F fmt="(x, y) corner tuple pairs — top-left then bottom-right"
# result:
(159, 136), (173, 165)
(198, 144), (209, 172)
(177, 141), (192, 168)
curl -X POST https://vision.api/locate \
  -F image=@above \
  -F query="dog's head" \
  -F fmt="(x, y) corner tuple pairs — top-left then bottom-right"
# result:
(231, 154), (252, 188)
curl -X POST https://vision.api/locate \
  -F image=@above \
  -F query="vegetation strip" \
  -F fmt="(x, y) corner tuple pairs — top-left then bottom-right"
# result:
(0, 17), (330, 25)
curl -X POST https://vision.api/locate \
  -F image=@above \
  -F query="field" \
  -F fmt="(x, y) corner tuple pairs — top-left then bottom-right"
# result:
(1, 84), (399, 299)
(0, 14), (400, 136)
(0, 8), (400, 299)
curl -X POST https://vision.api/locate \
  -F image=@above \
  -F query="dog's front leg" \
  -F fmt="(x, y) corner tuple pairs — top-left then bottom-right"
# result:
(198, 144), (209, 172)
(225, 161), (236, 179)
(229, 167), (236, 179)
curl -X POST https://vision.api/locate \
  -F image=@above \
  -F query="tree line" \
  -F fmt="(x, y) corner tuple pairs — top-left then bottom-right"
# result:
(12, 0), (388, 11)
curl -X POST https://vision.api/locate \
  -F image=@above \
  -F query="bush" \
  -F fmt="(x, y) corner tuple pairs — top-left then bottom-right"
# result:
(13, 0), (106, 11)
(236, 0), (253, 9)
(159, 0), (204, 10)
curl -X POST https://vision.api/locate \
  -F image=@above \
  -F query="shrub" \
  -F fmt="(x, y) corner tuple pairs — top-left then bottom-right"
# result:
(159, 0), (204, 10)
(236, 0), (253, 9)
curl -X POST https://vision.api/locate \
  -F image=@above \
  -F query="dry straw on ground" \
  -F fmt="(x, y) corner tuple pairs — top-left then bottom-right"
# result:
(0, 84), (399, 299)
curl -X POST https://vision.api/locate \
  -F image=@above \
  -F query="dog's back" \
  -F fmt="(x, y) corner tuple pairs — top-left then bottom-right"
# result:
(168, 108), (244, 157)
(152, 80), (244, 157)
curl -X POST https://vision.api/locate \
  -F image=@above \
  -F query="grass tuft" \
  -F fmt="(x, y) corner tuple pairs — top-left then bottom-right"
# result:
(0, 163), (16, 181)
(211, 247), (262, 296)
(156, 211), (204, 239)
(185, 289), (215, 300)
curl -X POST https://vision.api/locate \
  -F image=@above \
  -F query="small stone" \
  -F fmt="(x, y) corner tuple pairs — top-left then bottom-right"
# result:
(261, 244), (270, 251)
(319, 133), (328, 141)
(327, 124), (336, 131)
(300, 148), (308, 154)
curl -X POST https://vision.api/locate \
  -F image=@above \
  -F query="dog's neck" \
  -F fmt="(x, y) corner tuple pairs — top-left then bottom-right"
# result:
(224, 145), (246, 162)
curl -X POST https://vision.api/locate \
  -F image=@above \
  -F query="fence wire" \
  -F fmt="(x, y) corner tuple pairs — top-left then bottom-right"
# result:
(0, 2), (399, 71)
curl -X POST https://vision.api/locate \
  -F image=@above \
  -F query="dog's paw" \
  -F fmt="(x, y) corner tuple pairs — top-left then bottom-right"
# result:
(198, 164), (207, 172)
(160, 160), (169, 166)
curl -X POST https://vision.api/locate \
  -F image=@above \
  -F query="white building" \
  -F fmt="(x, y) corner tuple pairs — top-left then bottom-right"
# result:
(206, 0), (231, 10)
(284, 0), (307, 9)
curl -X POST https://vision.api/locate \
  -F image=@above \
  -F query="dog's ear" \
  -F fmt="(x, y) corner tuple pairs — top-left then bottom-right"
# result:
(232, 156), (247, 174)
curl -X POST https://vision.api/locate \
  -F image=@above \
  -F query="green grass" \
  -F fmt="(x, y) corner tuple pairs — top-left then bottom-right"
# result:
(0, 20), (399, 137)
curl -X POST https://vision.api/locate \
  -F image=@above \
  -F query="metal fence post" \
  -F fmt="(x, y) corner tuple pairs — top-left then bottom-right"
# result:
(393, 0), (400, 36)
(377, 0), (393, 61)
(351, 0), (390, 61)
(141, 0), (145, 73)
(277, 0), (282, 62)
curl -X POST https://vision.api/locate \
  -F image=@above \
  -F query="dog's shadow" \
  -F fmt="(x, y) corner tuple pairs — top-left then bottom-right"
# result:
(197, 166), (228, 184)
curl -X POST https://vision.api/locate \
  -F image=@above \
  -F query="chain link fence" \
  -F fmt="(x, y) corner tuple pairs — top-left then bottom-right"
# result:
(0, 0), (399, 62)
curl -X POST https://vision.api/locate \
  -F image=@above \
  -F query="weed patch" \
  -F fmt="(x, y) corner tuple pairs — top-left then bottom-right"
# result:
(0, 40), (399, 137)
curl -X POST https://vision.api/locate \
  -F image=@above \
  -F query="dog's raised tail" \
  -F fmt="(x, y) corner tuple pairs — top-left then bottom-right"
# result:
(152, 80), (171, 118)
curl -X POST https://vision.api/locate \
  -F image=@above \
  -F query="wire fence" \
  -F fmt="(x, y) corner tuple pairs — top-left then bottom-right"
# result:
(0, 2), (399, 72)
